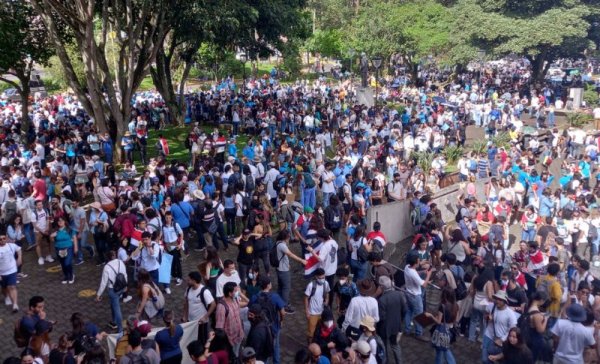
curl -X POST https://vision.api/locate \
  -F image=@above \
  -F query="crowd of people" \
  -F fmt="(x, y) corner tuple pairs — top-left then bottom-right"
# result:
(0, 56), (600, 364)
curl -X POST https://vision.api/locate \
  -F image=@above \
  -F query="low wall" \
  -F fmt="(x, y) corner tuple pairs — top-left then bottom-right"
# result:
(366, 178), (490, 245)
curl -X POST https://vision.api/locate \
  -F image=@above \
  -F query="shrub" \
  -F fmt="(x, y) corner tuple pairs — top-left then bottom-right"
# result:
(567, 112), (593, 128)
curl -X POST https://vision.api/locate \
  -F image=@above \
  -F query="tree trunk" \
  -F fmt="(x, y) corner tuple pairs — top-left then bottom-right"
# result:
(19, 83), (30, 136)
(150, 46), (184, 126)
(529, 49), (549, 85)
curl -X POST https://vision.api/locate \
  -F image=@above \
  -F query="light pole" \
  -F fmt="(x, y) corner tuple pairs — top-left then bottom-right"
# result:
(477, 49), (486, 84)
(239, 53), (247, 93)
(372, 55), (383, 110)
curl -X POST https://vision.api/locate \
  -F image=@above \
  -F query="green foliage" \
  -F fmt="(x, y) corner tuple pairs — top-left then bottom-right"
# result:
(41, 78), (63, 94)
(567, 113), (593, 128)
(491, 132), (511, 150)
(443, 145), (464, 164)
(0, 82), (11, 94)
(305, 29), (344, 58)
(584, 83), (599, 106)
(411, 151), (436, 175)
(471, 139), (488, 156)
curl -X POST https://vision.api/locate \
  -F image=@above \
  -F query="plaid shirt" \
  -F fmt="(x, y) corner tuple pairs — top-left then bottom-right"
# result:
(215, 298), (244, 346)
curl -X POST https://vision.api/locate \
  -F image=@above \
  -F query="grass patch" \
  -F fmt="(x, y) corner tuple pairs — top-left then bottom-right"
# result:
(138, 76), (155, 91)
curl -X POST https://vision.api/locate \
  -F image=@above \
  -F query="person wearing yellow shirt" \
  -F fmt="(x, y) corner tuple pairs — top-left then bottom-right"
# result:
(535, 262), (563, 327)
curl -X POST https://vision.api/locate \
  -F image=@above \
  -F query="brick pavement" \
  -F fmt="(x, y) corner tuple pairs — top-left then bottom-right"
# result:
(0, 236), (482, 363)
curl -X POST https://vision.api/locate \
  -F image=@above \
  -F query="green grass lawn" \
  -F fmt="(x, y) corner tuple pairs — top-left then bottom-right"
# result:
(130, 124), (250, 170)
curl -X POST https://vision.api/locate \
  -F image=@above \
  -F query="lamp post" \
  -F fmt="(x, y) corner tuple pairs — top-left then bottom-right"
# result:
(239, 53), (247, 93)
(372, 55), (383, 110)
(477, 49), (486, 84)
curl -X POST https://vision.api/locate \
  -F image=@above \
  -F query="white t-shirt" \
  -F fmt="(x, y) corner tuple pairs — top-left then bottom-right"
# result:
(0, 243), (20, 275)
(216, 271), (241, 298)
(186, 284), (215, 322)
(484, 304), (518, 341)
(551, 319), (595, 363)
(321, 170), (335, 193)
(319, 239), (338, 277)
(304, 280), (330, 315)
(404, 265), (424, 296)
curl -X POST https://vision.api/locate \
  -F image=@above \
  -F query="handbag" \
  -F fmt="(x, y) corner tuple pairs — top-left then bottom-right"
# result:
(207, 220), (218, 234)
(431, 315), (451, 351)
(58, 249), (68, 258)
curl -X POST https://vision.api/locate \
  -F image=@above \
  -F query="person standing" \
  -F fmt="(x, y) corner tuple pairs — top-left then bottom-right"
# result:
(404, 253), (433, 342)
(70, 200), (93, 265)
(307, 229), (338, 305)
(50, 216), (78, 284)
(89, 202), (109, 266)
(161, 211), (184, 286)
(131, 232), (164, 290)
(96, 250), (128, 334)
(215, 260), (242, 299)
(551, 303), (596, 364)
(0, 230), (22, 312)
(482, 290), (518, 364)
(155, 310), (184, 364)
(31, 200), (53, 266)
(275, 229), (306, 314)
(376, 276), (404, 364)
(215, 282), (247, 359)
(249, 276), (286, 364)
(304, 268), (330, 343)
(183, 271), (216, 345)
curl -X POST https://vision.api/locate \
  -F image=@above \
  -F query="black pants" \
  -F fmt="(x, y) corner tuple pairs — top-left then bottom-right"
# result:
(160, 353), (182, 364)
(168, 249), (182, 279)
(326, 274), (335, 306)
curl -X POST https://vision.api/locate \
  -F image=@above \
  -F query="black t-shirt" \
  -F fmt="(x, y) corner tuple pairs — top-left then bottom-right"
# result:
(506, 286), (528, 309)
(237, 237), (255, 265)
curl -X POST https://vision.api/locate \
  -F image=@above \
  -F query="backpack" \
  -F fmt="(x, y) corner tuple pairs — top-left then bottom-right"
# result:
(269, 241), (284, 268)
(308, 280), (327, 301)
(125, 348), (152, 364)
(385, 181), (395, 200)
(451, 269), (468, 301)
(357, 239), (369, 263)
(454, 206), (463, 223)
(326, 206), (342, 231)
(367, 335), (387, 364)
(337, 183), (349, 202)
(4, 200), (17, 223)
(237, 193), (251, 216)
(536, 277), (554, 298)
(517, 310), (539, 345)
(185, 285), (210, 310)
(589, 224), (598, 242)
(14, 316), (29, 347)
(304, 173), (316, 188)
(245, 175), (255, 193)
(108, 263), (128, 292)
(257, 292), (278, 325)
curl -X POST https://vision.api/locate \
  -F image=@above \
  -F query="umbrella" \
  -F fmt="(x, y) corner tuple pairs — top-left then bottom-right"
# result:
(432, 96), (446, 103)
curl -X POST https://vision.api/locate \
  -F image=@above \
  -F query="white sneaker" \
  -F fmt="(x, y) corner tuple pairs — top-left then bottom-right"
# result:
(68, 275), (75, 284)
(45, 255), (54, 263)
(165, 288), (172, 295)
(175, 278), (182, 286)
(5, 296), (12, 305)
(38, 257), (45, 265)
(61, 280), (68, 284)
(122, 295), (133, 303)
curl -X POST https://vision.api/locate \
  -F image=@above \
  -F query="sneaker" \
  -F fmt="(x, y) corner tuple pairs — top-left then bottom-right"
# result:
(68, 275), (75, 284)
(108, 322), (118, 330)
(122, 295), (133, 303)
(165, 288), (172, 295)
(75, 260), (84, 266)
(12, 305), (19, 313)
(45, 255), (54, 263)
(17, 273), (28, 278)
(284, 306), (295, 314)
(38, 257), (45, 265)
(5, 296), (12, 305)
(61, 280), (68, 284)
(25, 243), (37, 251)
(175, 278), (183, 286)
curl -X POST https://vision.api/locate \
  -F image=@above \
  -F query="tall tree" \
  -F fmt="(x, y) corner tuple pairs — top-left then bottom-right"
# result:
(0, 0), (53, 133)
(150, 0), (308, 125)
(453, 0), (596, 82)
(31, 0), (174, 156)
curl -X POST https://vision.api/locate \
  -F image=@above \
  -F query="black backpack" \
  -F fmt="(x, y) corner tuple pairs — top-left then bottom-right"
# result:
(326, 205), (342, 231)
(257, 292), (278, 325)
(367, 334), (387, 364)
(269, 241), (284, 268)
(237, 192), (251, 216)
(517, 310), (538, 346)
(185, 285), (210, 310)
(108, 263), (128, 292)
(451, 269), (468, 301)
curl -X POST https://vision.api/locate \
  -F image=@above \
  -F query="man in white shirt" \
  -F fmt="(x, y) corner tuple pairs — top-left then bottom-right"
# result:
(0, 231), (22, 313)
(96, 250), (130, 333)
(342, 278), (379, 340)
(404, 253), (432, 341)
(131, 232), (166, 291)
(304, 268), (330, 342)
(307, 229), (338, 305)
(264, 162), (281, 204)
(216, 259), (242, 298)
(183, 271), (216, 344)
(31, 200), (53, 265)
(483, 290), (518, 363)
(321, 163), (336, 208)
(551, 303), (595, 364)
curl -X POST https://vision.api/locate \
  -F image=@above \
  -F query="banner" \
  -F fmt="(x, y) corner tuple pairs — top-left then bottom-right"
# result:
(106, 321), (198, 363)
(158, 252), (173, 284)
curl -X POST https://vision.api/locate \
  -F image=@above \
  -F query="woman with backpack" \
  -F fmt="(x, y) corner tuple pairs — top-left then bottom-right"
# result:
(523, 291), (551, 363)
(426, 287), (459, 364)
(135, 268), (165, 322)
(50, 216), (78, 284)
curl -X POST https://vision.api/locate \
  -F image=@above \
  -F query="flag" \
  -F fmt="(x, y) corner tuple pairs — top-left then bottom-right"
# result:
(304, 240), (323, 277)
(159, 138), (170, 156)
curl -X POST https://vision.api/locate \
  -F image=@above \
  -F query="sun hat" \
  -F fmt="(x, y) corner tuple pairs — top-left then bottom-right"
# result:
(193, 189), (205, 200)
(357, 278), (377, 296)
(353, 340), (371, 356)
(360, 315), (376, 332)
(492, 290), (509, 303)
(90, 202), (103, 211)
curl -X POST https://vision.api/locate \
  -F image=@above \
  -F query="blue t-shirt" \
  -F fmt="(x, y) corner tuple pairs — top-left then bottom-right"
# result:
(171, 202), (193, 229)
(55, 228), (75, 249)
(155, 325), (184, 360)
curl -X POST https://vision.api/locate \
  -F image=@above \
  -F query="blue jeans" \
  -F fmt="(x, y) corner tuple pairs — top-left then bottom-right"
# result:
(469, 307), (485, 341)
(108, 288), (124, 333)
(591, 236), (600, 256)
(481, 336), (496, 364)
(273, 329), (281, 364)
(350, 259), (367, 281)
(303, 187), (316, 210)
(404, 292), (424, 336)
(322, 192), (333, 208)
(56, 246), (74, 281)
(521, 227), (536, 242)
(435, 348), (456, 364)
(23, 223), (34, 247)
(277, 270), (291, 306)
(233, 122), (239, 136)
(76, 231), (94, 261)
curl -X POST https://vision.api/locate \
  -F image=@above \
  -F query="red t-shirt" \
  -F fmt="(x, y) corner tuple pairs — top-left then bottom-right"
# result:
(33, 179), (47, 201)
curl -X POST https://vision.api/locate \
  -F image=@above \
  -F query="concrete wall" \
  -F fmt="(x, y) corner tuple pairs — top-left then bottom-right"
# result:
(366, 178), (490, 244)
